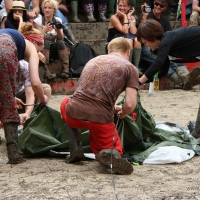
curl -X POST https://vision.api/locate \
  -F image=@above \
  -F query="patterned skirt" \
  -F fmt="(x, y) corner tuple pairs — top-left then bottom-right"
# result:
(0, 34), (20, 123)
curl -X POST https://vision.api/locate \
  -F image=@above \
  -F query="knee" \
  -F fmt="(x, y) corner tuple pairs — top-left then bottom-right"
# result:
(56, 39), (66, 49)
(134, 39), (141, 48)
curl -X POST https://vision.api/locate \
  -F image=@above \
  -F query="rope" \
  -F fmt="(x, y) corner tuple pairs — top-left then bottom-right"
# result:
(110, 117), (119, 200)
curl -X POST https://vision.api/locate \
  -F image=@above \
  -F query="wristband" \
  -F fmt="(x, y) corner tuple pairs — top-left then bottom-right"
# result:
(123, 22), (129, 24)
(138, 80), (143, 85)
(129, 20), (136, 23)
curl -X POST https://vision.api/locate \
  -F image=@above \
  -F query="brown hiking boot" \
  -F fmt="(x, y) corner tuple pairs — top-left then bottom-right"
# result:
(183, 67), (200, 90)
(96, 149), (133, 175)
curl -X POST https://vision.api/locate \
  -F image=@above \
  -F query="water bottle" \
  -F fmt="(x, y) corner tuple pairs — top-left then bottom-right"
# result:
(153, 73), (159, 92)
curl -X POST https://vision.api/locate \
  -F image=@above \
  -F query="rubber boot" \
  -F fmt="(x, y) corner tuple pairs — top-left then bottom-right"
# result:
(170, 72), (184, 89)
(41, 49), (56, 79)
(95, 149), (133, 175)
(58, 49), (70, 79)
(4, 122), (25, 164)
(83, 3), (96, 22)
(70, 1), (81, 23)
(98, 4), (109, 22)
(107, 0), (116, 18)
(176, 66), (200, 90)
(191, 104), (200, 139)
(131, 48), (143, 77)
(62, 23), (77, 44)
(65, 123), (85, 163)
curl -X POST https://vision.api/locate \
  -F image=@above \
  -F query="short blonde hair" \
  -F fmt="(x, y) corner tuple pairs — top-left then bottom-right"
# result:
(42, 0), (58, 11)
(108, 37), (132, 54)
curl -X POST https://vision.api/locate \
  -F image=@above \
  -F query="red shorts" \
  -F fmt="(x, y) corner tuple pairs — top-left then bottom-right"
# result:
(60, 98), (123, 155)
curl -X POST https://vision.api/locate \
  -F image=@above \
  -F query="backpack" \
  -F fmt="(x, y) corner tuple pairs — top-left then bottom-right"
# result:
(69, 43), (97, 78)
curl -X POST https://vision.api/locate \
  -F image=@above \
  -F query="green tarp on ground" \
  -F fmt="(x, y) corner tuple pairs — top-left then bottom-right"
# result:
(18, 94), (200, 163)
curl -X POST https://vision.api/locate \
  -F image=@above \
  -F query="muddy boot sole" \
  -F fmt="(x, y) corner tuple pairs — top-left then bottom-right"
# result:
(96, 150), (133, 175)
(66, 149), (85, 163)
(183, 67), (200, 90)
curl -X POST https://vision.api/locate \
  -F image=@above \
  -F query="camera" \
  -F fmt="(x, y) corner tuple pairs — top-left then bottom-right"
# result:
(48, 20), (63, 29)
(142, 5), (151, 13)
(48, 20), (75, 49)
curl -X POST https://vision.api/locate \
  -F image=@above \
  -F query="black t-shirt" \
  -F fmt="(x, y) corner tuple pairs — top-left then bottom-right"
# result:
(137, 10), (171, 32)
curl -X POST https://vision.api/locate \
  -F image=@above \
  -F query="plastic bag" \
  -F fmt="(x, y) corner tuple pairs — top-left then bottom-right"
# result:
(143, 146), (195, 164)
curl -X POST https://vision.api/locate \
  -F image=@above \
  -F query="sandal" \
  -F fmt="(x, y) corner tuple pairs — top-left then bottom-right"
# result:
(60, 72), (70, 79)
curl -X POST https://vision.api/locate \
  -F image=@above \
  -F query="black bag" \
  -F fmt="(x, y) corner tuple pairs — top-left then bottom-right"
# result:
(69, 43), (97, 77)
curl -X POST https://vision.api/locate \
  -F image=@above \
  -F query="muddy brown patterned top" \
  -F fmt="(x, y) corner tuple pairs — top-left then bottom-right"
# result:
(66, 54), (139, 123)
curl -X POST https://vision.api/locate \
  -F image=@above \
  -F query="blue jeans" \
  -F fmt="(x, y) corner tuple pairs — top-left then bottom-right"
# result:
(139, 46), (182, 78)
(54, 10), (68, 24)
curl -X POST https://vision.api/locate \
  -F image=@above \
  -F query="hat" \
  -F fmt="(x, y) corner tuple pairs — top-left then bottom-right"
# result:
(10, 1), (26, 10)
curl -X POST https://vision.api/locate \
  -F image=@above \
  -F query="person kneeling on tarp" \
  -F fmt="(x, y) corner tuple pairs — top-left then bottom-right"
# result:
(60, 37), (139, 175)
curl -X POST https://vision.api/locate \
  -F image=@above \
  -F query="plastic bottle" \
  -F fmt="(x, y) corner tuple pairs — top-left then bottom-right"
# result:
(153, 73), (159, 92)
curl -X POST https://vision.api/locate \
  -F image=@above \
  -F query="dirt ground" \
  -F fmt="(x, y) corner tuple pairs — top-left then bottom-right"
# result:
(1, 88), (200, 200)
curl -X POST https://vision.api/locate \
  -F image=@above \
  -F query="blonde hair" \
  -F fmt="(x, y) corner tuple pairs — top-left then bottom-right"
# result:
(108, 37), (132, 54)
(42, 0), (58, 11)
(20, 22), (42, 35)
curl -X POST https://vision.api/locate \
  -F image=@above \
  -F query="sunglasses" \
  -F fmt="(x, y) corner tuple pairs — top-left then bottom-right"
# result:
(13, 9), (23, 13)
(154, 1), (165, 8)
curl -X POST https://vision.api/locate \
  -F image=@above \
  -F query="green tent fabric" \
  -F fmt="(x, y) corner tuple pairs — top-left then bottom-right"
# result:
(19, 105), (92, 155)
(18, 94), (200, 163)
(122, 122), (200, 163)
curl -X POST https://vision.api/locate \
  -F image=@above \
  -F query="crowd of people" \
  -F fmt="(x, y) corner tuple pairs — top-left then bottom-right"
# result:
(1, 0), (200, 175)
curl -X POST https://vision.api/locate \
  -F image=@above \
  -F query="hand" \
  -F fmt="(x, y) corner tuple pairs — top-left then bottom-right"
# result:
(15, 97), (25, 109)
(13, 14), (22, 21)
(141, 3), (149, 16)
(116, 9), (126, 19)
(38, 95), (49, 105)
(27, 11), (37, 19)
(127, 7), (135, 18)
(38, 52), (46, 63)
(19, 113), (30, 125)
(43, 23), (53, 33)
(114, 105), (126, 119)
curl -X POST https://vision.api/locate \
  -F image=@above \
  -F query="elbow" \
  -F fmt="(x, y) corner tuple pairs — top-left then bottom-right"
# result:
(126, 102), (137, 114)
(31, 81), (40, 89)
